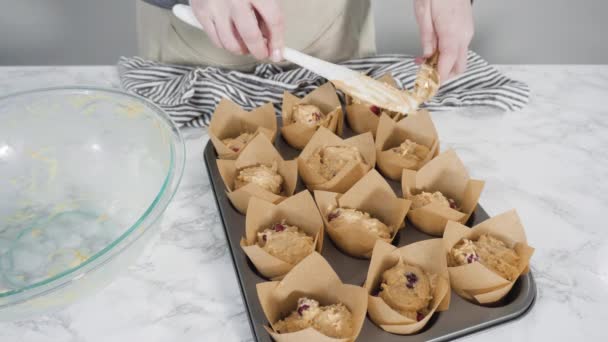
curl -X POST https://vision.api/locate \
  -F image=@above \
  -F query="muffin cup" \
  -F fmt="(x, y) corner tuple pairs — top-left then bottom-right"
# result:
(209, 98), (278, 159)
(364, 239), (450, 334)
(314, 170), (411, 258)
(344, 74), (404, 137)
(376, 110), (439, 180)
(298, 127), (376, 193)
(256, 252), (368, 342)
(443, 209), (535, 304)
(240, 190), (324, 280)
(401, 149), (485, 236)
(217, 134), (298, 214)
(280, 82), (344, 150)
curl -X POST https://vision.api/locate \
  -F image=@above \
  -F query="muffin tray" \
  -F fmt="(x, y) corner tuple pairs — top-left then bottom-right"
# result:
(203, 122), (536, 342)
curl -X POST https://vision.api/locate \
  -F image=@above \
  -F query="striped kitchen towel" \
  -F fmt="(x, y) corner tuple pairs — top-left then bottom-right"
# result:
(118, 52), (529, 128)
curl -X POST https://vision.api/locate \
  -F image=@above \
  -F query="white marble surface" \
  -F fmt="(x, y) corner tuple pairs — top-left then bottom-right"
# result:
(0, 65), (606, 341)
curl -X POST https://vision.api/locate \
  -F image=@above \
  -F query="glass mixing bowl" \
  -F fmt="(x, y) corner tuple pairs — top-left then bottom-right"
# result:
(0, 87), (185, 320)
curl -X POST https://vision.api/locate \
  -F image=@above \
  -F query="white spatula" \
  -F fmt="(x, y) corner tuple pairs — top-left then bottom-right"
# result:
(172, 4), (436, 114)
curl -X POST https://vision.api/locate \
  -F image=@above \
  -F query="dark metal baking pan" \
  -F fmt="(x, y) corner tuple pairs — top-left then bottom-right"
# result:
(203, 121), (536, 342)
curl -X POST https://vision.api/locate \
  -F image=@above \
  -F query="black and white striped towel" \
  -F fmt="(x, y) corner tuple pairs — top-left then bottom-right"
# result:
(118, 51), (529, 128)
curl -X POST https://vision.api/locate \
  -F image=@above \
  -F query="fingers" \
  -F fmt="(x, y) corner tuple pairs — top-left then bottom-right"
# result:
(210, 1), (248, 56)
(437, 39), (459, 83)
(252, 0), (284, 62)
(432, 0), (474, 82)
(232, 3), (269, 59)
(455, 17), (474, 77)
(190, 0), (283, 61)
(198, 16), (222, 49)
(414, 0), (437, 57)
(231, 22), (251, 54)
(214, 14), (248, 55)
(452, 46), (468, 78)
(191, 0), (222, 48)
(445, 24), (473, 80)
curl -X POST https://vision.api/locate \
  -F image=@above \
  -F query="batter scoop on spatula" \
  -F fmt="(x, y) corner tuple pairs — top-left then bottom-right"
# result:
(281, 48), (440, 115)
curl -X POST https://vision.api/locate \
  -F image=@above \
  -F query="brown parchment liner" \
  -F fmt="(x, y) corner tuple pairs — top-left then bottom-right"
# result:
(216, 134), (298, 214)
(313, 170), (411, 258)
(376, 110), (440, 180)
(344, 74), (405, 137)
(209, 98), (278, 159)
(443, 209), (535, 304)
(297, 127), (376, 193)
(364, 239), (450, 334)
(401, 149), (485, 236)
(256, 252), (368, 342)
(280, 82), (344, 150)
(240, 191), (324, 280)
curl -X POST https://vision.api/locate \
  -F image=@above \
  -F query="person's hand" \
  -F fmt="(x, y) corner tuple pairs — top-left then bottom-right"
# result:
(191, 0), (284, 62)
(414, 0), (474, 82)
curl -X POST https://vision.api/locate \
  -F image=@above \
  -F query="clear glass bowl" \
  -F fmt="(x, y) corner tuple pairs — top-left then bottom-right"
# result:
(0, 87), (185, 320)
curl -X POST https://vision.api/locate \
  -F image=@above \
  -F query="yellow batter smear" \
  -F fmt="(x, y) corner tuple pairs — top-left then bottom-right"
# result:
(96, 213), (110, 223)
(71, 250), (90, 268)
(5, 210), (37, 224)
(30, 148), (58, 184)
(121, 102), (144, 119)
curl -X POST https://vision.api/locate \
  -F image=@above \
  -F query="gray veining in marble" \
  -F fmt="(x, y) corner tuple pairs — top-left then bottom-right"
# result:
(0, 65), (606, 342)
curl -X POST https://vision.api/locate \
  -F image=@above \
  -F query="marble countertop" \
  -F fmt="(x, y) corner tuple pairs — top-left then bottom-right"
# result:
(0, 65), (606, 342)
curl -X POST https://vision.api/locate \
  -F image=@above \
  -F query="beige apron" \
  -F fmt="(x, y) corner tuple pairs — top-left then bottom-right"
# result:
(136, 0), (376, 70)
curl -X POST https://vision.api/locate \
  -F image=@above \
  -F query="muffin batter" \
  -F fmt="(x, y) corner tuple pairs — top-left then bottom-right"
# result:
(350, 96), (400, 118)
(378, 262), (434, 321)
(234, 162), (283, 194)
(410, 191), (459, 211)
(390, 139), (429, 162)
(291, 104), (329, 128)
(327, 207), (391, 239)
(256, 220), (314, 264)
(306, 145), (365, 180)
(274, 297), (354, 338)
(449, 234), (521, 281)
(221, 132), (255, 153)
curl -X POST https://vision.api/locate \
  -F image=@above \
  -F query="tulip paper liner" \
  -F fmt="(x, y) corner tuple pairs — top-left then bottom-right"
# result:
(375, 110), (440, 180)
(344, 74), (405, 137)
(313, 170), (411, 258)
(297, 127), (376, 193)
(209, 98), (278, 159)
(280, 82), (344, 150)
(240, 191), (324, 280)
(401, 149), (485, 236)
(443, 209), (535, 304)
(216, 134), (298, 214)
(256, 252), (368, 342)
(364, 239), (450, 334)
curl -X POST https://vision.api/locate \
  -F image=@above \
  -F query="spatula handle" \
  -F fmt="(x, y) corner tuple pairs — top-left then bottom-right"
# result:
(282, 48), (355, 81)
